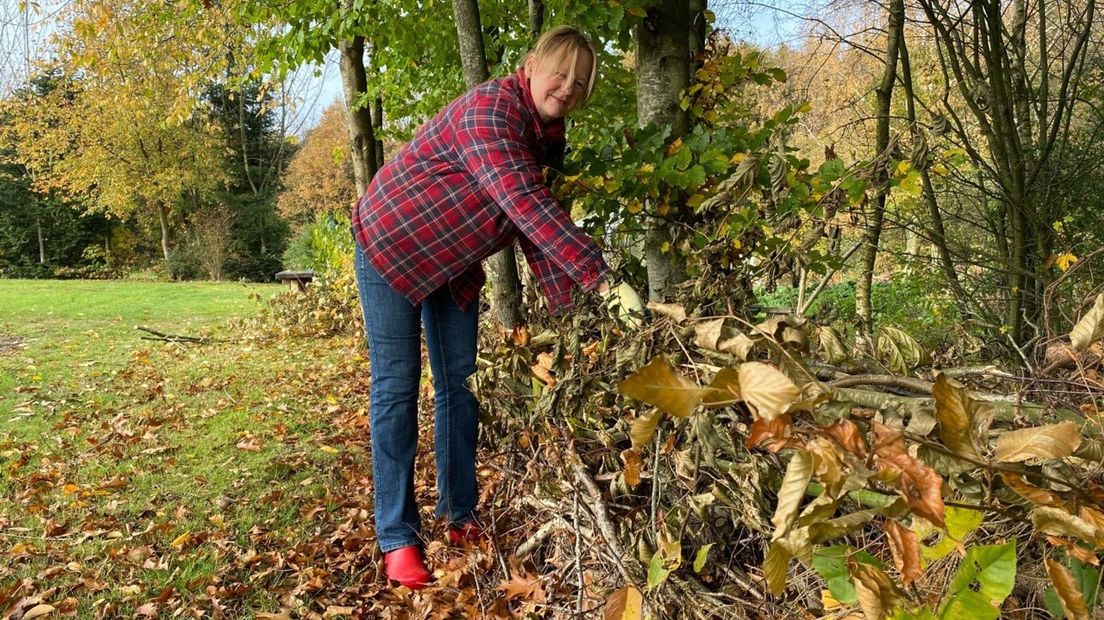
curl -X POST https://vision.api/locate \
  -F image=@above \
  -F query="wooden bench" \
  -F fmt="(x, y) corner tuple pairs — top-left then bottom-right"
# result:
(275, 269), (316, 292)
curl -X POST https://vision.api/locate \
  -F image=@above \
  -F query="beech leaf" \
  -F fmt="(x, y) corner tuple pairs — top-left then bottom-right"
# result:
(604, 586), (643, 620)
(1070, 293), (1104, 351)
(932, 373), (989, 460)
(994, 422), (1081, 463)
(849, 561), (904, 620)
(885, 519), (922, 588)
(738, 361), (801, 421)
(702, 367), (740, 408)
(618, 356), (705, 419)
(763, 541), (791, 596)
(1046, 559), (1091, 620)
(630, 409), (665, 448)
(770, 449), (813, 540)
(620, 448), (643, 489)
(646, 302), (686, 323)
(1032, 506), (1104, 547)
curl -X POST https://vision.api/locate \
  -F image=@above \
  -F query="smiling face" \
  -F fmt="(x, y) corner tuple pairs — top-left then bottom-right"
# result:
(524, 47), (593, 124)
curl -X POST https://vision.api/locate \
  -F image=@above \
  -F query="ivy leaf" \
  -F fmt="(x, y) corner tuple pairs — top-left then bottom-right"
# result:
(738, 361), (801, 420)
(618, 356), (705, 419)
(1070, 293), (1104, 352)
(994, 422), (1081, 463)
(932, 373), (991, 461)
(1046, 558), (1091, 620)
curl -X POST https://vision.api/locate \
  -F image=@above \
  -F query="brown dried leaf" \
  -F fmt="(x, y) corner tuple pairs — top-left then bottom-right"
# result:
(770, 450), (813, 540)
(738, 361), (800, 421)
(872, 422), (946, 528)
(746, 414), (793, 453)
(1045, 558), (1091, 620)
(849, 562), (904, 620)
(497, 569), (546, 603)
(1070, 293), (1104, 352)
(702, 367), (740, 408)
(932, 373), (989, 461)
(693, 318), (725, 350)
(646, 302), (686, 323)
(511, 325), (531, 347)
(822, 419), (868, 459)
(604, 585), (643, 620)
(618, 356), (705, 419)
(999, 473), (1065, 507)
(620, 449), (643, 489)
(531, 364), (556, 387)
(22, 605), (57, 620)
(884, 519), (922, 588)
(994, 422), (1081, 463)
(630, 409), (665, 448)
(1032, 506), (1104, 548)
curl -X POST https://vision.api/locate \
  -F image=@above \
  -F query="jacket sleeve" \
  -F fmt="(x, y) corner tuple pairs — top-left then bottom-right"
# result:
(456, 92), (608, 300)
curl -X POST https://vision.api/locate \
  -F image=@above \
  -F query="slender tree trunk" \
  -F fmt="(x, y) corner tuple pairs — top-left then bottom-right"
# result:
(856, 0), (903, 348)
(452, 0), (525, 328)
(636, 0), (690, 302)
(157, 203), (172, 261)
(36, 209), (45, 264)
(528, 0), (543, 39)
(338, 34), (378, 196)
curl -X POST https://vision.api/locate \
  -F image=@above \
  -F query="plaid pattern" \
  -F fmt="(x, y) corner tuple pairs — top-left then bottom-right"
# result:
(352, 69), (608, 315)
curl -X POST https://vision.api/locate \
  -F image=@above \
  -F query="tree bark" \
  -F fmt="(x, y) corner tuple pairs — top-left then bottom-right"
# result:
(157, 202), (171, 261)
(527, 0), (544, 40)
(338, 34), (378, 196)
(855, 0), (903, 349)
(636, 0), (690, 302)
(36, 210), (45, 264)
(452, 0), (525, 328)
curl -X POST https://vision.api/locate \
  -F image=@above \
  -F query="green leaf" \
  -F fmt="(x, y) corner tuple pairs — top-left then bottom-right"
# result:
(693, 544), (714, 573)
(618, 356), (706, 419)
(920, 506), (985, 562)
(943, 542), (1017, 612)
(812, 546), (881, 604)
(647, 550), (671, 590)
(938, 590), (1000, 620)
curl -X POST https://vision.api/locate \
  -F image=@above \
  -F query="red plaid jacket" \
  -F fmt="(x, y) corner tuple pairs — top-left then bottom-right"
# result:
(351, 69), (609, 315)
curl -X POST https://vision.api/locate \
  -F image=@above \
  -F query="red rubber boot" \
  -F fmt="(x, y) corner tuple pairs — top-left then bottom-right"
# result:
(383, 545), (431, 590)
(447, 521), (484, 545)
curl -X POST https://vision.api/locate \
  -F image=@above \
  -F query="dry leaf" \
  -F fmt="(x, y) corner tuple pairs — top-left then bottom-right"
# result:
(849, 562), (904, 620)
(885, 519), (922, 588)
(738, 362), (800, 421)
(1070, 293), (1104, 352)
(746, 414), (793, 453)
(994, 422), (1081, 463)
(22, 605), (57, 620)
(618, 356), (705, 419)
(1000, 473), (1065, 507)
(822, 419), (868, 459)
(872, 422), (946, 528)
(604, 585), (643, 620)
(1045, 558), (1091, 620)
(497, 569), (546, 603)
(932, 373), (989, 460)
(646, 302), (686, 323)
(620, 449), (643, 489)
(630, 409), (665, 448)
(702, 367), (740, 408)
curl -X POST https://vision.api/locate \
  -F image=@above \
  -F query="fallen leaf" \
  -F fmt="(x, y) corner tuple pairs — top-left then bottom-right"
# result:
(620, 449), (643, 488)
(604, 585), (643, 620)
(884, 519), (922, 588)
(1046, 558), (1091, 620)
(738, 362), (800, 421)
(22, 605), (56, 619)
(872, 422), (946, 528)
(746, 414), (793, 452)
(618, 356), (705, 419)
(994, 422), (1081, 463)
(497, 569), (546, 603)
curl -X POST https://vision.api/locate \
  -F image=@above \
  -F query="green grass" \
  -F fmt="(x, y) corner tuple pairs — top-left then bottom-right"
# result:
(0, 279), (369, 614)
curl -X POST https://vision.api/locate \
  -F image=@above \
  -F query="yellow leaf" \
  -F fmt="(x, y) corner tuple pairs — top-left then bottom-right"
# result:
(895, 160), (911, 176)
(738, 362), (800, 420)
(994, 422), (1081, 463)
(770, 450), (813, 539)
(1070, 293), (1104, 352)
(630, 409), (665, 448)
(849, 562), (904, 620)
(22, 605), (56, 620)
(1045, 559), (1091, 620)
(1056, 252), (1078, 272)
(763, 541), (790, 595)
(618, 356), (706, 419)
(604, 585), (643, 620)
(170, 532), (192, 549)
(702, 367), (741, 408)
(620, 448), (643, 488)
(933, 373), (990, 460)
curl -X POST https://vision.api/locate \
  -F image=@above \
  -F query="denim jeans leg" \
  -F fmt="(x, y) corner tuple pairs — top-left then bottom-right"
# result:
(422, 285), (480, 525)
(354, 244), (424, 552)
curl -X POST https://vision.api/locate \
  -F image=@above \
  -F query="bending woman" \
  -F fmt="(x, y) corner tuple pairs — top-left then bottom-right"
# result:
(351, 25), (610, 589)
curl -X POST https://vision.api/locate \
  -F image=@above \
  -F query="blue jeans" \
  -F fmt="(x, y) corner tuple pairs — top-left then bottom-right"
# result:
(353, 243), (480, 552)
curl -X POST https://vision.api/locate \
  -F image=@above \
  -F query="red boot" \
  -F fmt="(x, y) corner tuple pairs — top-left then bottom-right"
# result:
(447, 520), (484, 545)
(383, 545), (431, 590)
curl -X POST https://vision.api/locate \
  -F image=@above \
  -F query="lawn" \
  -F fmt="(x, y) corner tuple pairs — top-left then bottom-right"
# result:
(0, 280), (394, 617)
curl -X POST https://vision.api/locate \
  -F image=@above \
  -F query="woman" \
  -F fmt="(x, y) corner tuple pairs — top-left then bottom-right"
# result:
(351, 25), (610, 589)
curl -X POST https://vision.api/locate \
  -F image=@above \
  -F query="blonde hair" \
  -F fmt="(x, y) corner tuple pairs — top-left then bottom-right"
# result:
(525, 25), (598, 103)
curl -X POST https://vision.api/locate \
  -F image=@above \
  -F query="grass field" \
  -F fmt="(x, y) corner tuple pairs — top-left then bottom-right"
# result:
(0, 279), (394, 616)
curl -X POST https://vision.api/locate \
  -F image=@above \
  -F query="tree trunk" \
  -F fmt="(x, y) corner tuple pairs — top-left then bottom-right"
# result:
(855, 0), (903, 349)
(452, 0), (525, 328)
(36, 211), (45, 264)
(636, 0), (690, 302)
(338, 34), (378, 196)
(528, 0), (543, 39)
(157, 203), (171, 261)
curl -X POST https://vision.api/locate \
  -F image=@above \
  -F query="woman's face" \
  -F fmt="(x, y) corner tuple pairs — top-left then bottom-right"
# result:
(525, 48), (592, 123)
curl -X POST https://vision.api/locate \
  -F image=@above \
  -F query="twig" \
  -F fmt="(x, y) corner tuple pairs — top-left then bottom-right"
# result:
(564, 437), (636, 586)
(573, 489), (584, 619)
(135, 325), (227, 344)
(514, 516), (570, 559)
